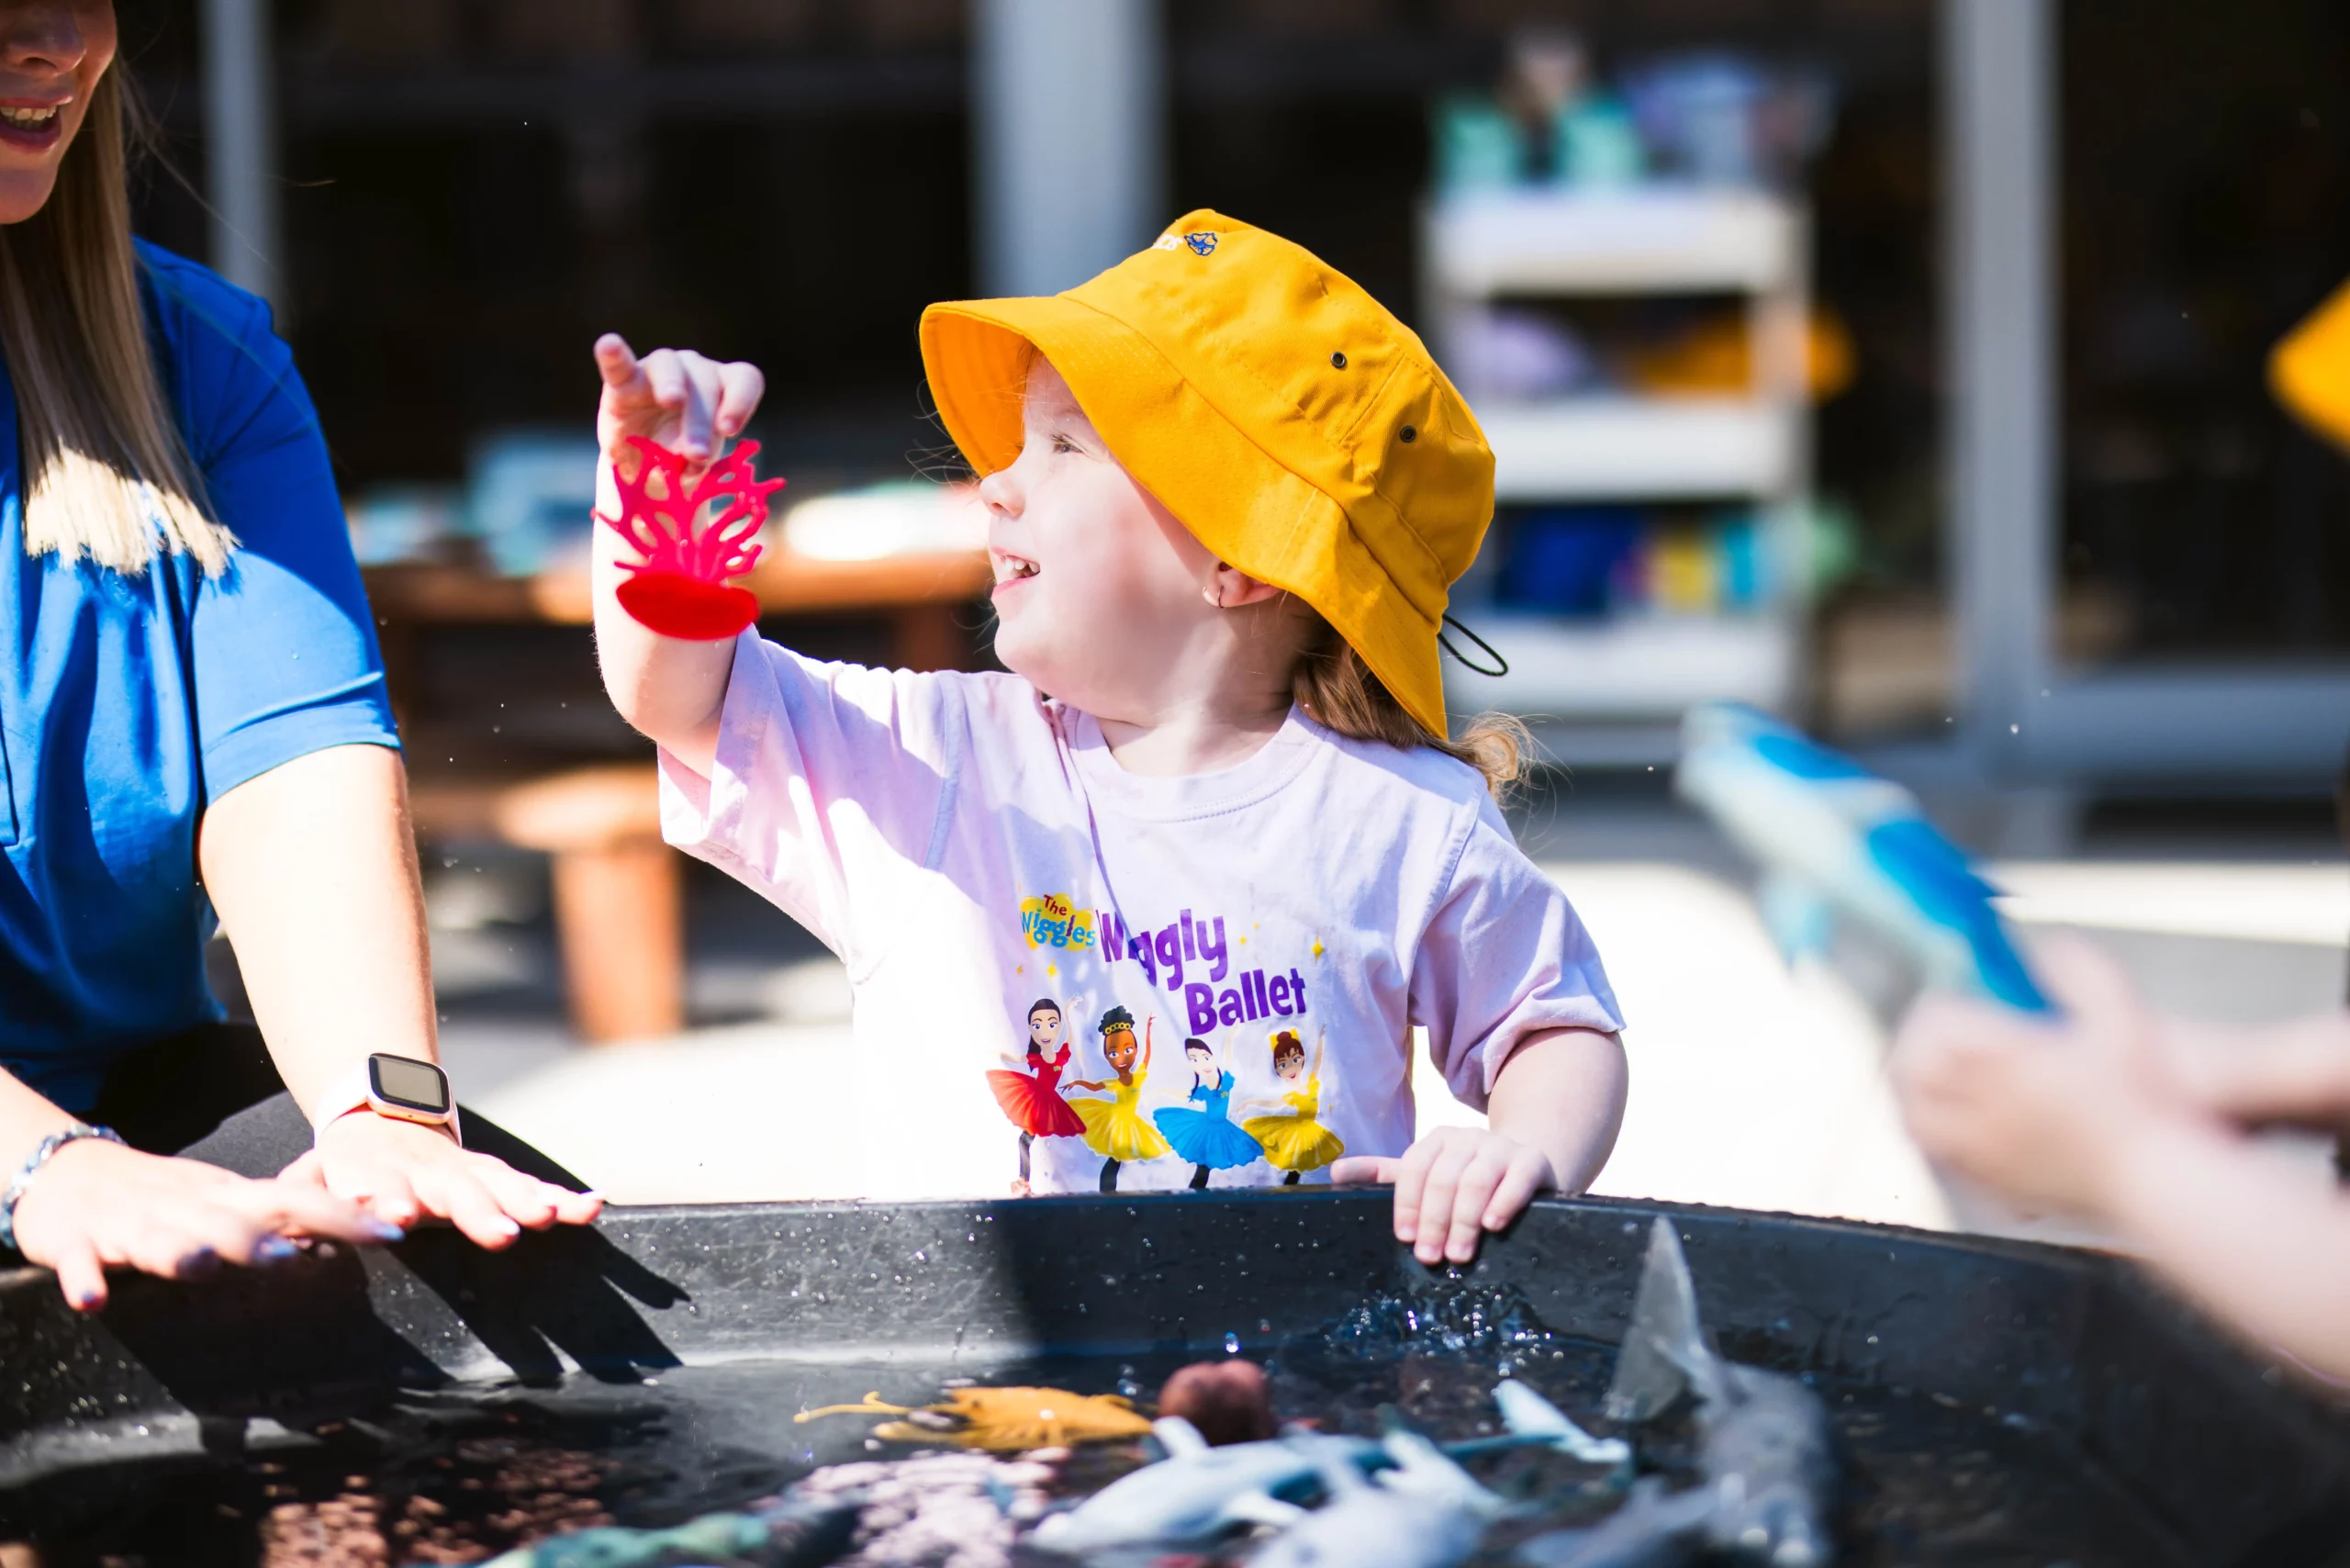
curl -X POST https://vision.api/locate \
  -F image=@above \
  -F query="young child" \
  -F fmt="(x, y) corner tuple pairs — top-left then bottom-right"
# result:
(589, 210), (1628, 1264)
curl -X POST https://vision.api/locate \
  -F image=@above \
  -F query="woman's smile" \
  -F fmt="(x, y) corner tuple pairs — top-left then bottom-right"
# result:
(0, 97), (65, 152)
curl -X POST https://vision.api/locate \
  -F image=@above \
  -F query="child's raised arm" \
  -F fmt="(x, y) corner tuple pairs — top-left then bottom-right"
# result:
(590, 333), (767, 777)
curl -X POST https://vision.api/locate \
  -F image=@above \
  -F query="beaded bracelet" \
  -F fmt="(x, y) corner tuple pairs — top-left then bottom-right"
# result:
(0, 1124), (126, 1254)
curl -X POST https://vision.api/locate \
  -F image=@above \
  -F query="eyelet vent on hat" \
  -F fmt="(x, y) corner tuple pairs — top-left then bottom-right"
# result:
(1330, 351), (1348, 369)
(1399, 424), (1418, 443)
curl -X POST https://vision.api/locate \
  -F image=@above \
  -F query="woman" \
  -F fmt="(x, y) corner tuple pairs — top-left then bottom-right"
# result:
(0, 2), (598, 1310)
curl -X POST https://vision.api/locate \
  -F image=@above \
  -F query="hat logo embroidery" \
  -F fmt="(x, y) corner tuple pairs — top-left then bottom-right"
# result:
(1152, 234), (1180, 252)
(1183, 231), (1219, 256)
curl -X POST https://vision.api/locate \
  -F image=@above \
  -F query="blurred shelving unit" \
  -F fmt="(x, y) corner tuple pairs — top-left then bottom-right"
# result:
(1424, 186), (1811, 766)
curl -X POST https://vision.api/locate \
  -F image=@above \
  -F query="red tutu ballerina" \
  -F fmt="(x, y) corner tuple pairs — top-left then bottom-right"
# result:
(990, 999), (1086, 1190)
(988, 1046), (1087, 1138)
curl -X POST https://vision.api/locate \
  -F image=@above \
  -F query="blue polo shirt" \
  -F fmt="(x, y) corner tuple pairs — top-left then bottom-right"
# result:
(0, 241), (400, 1112)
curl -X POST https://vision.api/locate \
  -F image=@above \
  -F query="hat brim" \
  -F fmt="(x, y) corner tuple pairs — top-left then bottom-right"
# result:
(920, 296), (1451, 738)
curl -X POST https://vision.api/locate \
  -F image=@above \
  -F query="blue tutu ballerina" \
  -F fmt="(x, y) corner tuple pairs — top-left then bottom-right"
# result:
(1154, 1037), (1265, 1190)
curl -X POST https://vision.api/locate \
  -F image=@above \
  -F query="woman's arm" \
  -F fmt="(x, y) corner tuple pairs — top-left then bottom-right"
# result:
(199, 744), (600, 1244)
(590, 335), (767, 777)
(0, 1063), (388, 1311)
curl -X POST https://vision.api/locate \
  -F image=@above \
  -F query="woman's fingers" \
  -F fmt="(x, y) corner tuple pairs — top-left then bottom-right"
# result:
(412, 1164), (522, 1250)
(550, 1186), (606, 1226)
(246, 1178), (404, 1245)
(477, 1160), (564, 1230)
(49, 1239), (106, 1313)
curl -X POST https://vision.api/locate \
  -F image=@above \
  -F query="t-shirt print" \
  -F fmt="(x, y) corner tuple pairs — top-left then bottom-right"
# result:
(983, 898), (1352, 1194)
(658, 633), (1625, 1201)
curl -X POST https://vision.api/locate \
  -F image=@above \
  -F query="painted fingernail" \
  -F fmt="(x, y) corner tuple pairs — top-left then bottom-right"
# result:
(366, 1220), (407, 1243)
(492, 1217), (520, 1238)
(179, 1247), (222, 1279)
(73, 1290), (102, 1311)
(255, 1236), (299, 1264)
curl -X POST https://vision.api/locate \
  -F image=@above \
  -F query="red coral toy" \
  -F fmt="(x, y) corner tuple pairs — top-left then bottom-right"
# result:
(598, 435), (788, 641)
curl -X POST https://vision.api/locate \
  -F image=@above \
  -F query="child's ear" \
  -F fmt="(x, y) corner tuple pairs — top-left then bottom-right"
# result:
(1203, 562), (1285, 610)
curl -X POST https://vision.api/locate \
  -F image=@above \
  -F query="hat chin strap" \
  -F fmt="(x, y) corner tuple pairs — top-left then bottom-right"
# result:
(1438, 613), (1509, 678)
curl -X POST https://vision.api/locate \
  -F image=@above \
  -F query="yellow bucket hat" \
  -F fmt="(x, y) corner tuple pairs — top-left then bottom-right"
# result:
(918, 209), (1494, 738)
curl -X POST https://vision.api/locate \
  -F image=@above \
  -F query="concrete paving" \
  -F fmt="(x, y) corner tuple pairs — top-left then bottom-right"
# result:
(447, 821), (2347, 1235)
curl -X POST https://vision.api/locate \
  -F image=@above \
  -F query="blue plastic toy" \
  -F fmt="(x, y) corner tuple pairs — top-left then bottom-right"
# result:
(1673, 703), (2051, 1012)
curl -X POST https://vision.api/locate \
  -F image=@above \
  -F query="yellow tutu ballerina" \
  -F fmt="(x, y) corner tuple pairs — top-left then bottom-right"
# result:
(1066, 1006), (1171, 1191)
(1241, 1028), (1345, 1183)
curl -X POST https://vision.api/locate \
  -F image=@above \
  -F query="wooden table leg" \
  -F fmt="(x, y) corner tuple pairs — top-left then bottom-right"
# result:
(549, 839), (684, 1042)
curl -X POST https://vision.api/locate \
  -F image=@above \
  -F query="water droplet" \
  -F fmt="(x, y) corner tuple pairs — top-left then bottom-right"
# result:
(1224, 1332), (1241, 1353)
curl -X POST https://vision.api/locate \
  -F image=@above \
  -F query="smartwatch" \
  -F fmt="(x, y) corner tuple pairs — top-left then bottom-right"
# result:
(313, 1054), (463, 1145)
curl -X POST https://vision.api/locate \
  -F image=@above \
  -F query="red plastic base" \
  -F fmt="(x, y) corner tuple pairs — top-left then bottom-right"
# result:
(617, 573), (761, 641)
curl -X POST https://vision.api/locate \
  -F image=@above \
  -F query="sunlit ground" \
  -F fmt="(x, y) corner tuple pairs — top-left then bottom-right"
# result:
(442, 818), (2348, 1237)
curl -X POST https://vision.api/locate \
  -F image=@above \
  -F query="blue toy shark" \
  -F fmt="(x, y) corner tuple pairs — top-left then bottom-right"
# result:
(1673, 703), (2050, 1013)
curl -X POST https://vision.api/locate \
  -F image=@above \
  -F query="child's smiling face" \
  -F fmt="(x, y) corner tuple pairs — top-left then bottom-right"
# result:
(979, 357), (1224, 716)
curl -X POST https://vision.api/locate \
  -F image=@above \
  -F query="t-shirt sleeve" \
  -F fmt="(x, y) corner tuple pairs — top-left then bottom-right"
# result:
(173, 270), (400, 798)
(1411, 806), (1625, 1112)
(658, 632), (961, 968)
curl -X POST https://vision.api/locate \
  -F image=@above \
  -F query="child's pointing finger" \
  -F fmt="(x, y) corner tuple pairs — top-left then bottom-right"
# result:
(593, 331), (642, 390)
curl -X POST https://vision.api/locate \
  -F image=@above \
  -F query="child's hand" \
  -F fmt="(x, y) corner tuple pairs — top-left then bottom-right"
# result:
(1334, 1127), (1557, 1266)
(593, 334), (765, 466)
(1890, 937), (2194, 1222)
(2162, 1011), (2350, 1137)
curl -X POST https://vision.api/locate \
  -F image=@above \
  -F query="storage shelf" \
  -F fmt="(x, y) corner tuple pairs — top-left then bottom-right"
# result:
(1427, 187), (1799, 297)
(1443, 612), (1795, 721)
(1482, 397), (1797, 501)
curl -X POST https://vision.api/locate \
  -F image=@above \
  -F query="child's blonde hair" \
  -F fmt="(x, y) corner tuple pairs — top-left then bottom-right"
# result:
(1291, 613), (1528, 802)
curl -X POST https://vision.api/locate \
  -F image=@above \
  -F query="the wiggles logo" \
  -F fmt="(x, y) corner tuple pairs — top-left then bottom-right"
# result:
(1020, 893), (1097, 951)
(1185, 231), (1219, 256)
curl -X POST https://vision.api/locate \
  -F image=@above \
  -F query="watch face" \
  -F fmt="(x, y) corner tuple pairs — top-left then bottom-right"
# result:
(370, 1054), (452, 1115)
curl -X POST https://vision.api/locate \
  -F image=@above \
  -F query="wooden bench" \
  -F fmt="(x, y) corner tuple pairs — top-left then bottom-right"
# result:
(409, 765), (679, 1043)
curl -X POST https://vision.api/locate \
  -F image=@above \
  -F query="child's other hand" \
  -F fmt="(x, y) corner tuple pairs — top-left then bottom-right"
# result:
(1891, 937), (2191, 1222)
(1333, 1127), (1557, 1266)
(2161, 1010), (2350, 1137)
(592, 334), (766, 466)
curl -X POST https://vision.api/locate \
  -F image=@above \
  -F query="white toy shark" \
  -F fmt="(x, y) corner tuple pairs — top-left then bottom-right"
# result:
(1248, 1427), (1505, 1568)
(1028, 1378), (1620, 1557)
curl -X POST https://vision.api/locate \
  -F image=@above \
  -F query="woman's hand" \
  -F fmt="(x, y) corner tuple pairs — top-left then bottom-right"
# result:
(10, 1139), (399, 1313)
(1890, 938), (2190, 1221)
(289, 1114), (603, 1250)
(1335, 1126), (1558, 1266)
(593, 334), (765, 466)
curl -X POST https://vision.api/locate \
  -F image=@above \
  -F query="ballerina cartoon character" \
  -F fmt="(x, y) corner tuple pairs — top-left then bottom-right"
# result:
(1239, 1028), (1345, 1185)
(1064, 1004), (1171, 1193)
(1152, 1036), (1265, 1191)
(986, 997), (1088, 1193)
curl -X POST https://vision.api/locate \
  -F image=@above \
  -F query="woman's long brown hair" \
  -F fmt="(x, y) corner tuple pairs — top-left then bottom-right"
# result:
(0, 68), (230, 575)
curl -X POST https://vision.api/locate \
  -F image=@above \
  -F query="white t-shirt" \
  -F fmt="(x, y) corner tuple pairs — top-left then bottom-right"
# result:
(659, 632), (1624, 1200)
